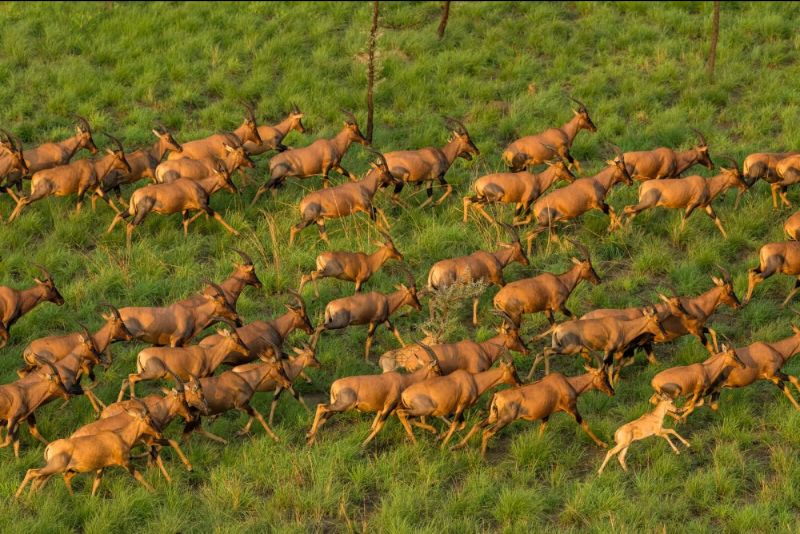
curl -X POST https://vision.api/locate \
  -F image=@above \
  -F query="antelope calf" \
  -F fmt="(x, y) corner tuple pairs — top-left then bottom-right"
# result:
(524, 149), (632, 251)
(427, 225), (529, 325)
(168, 104), (262, 161)
(0, 265), (64, 348)
(8, 134), (131, 221)
(252, 109), (368, 201)
(597, 396), (689, 474)
(396, 359), (522, 448)
(299, 231), (403, 296)
(383, 117), (480, 207)
(620, 158), (749, 237)
(155, 135), (253, 184)
(244, 104), (306, 155)
(493, 241), (599, 327)
(16, 407), (160, 497)
(116, 282), (241, 347)
(107, 159), (240, 246)
(622, 129), (714, 181)
(288, 149), (400, 245)
(453, 366), (614, 457)
(313, 271), (422, 359)
(744, 241), (800, 306)
(199, 290), (314, 366)
(650, 345), (745, 420)
(463, 159), (576, 225)
(502, 97), (597, 173)
(119, 328), (250, 400)
(306, 347), (442, 446)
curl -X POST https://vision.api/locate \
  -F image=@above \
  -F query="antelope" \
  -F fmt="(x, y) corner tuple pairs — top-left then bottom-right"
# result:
(154, 135), (254, 184)
(492, 240), (600, 328)
(251, 109), (368, 202)
(534, 305), (668, 381)
(396, 358), (522, 448)
(785, 211), (800, 240)
(1, 116), (98, 197)
(313, 270), (422, 360)
(427, 224), (529, 325)
(306, 345), (443, 446)
(0, 358), (75, 458)
(16, 407), (160, 497)
(7, 133), (131, 221)
(119, 328), (250, 400)
(181, 249), (263, 308)
(622, 129), (714, 181)
(231, 342), (321, 427)
(0, 265), (64, 348)
(453, 366), (614, 457)
(619, 158), (749, 237)
(379, 318), (529, 374)
(167, 103), (262, 161)
(94, 123), (183, 204)
(742, 151), (799, 208)
(770, 154), (800, 208)
(582, 271), (741, 358)
(198, 290), (314, 366)
(650, 344), (745, 420)
(298, 231), (403, 296)
(463, 159), (576, 225)
(106, 159), (240, 247)
(383, 117), (480, 207)
(22, 304), (132, 370)
(181, 361), (291, 444)
(523, 149), (632, 252)
(243, 104), (306, 155)
(20, 323), (107, 381)
(0, 131), (30, 203)
(597, 396), (689, 474)
(288, 149), (400, 245)
(115, 282), (241, 347)
(501, 97), (597, 173)
(744, 241), (800, 306)
(707, 326), (800, 410)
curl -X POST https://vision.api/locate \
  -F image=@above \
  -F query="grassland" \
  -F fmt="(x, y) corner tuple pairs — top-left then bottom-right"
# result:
(2, 1), (800, 532)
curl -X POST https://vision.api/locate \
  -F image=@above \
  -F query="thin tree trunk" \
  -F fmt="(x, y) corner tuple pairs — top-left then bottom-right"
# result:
(438, 1), (451, 39)
(366, 1), (379, 144)
(707, 1), (720, 78)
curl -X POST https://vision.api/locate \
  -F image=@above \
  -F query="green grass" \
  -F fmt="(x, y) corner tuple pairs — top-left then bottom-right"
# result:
(2, 1), (800, 531)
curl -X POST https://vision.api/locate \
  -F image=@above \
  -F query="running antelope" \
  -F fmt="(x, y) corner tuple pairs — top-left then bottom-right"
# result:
(770, 154), (800, 208)
(597, 396), (688, 474)
(453, 366), (614, 457)
(744, 241), (800, 306)
(288, 149), (400, 245)
(244, 104), (306, 155)
(622, 129), (714, 181)
(396, 358), (522, 448)
(299, 231), (403, 296)
(0, 131), (30, 202)
(313, 270), (422, 360)
(501, 97), (597, 173)
(493, 240), (599, 327)
(524, 148), (632, 252)
(251, 109), (368, 202)
(181, 250), (263, 308)
(383, 117), (480, 207)
(106, 159), (240, 246)
(742, 151), (798, 208)
(7, 133), (131, 221)
(168, 103), (262, 161)
(154, 134), (253, 183)
(0, 265), (64, 348)
(463, 159), (576, 225)
(619, 158), (749, 237)
(306, 344), (443, 447)
(650, 344), (745, 420)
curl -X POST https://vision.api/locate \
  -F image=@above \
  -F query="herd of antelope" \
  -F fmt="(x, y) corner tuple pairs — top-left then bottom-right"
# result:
(3, 96), (800, 496)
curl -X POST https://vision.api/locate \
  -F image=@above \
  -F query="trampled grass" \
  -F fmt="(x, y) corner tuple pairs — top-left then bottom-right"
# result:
(2, 1), (800, 531)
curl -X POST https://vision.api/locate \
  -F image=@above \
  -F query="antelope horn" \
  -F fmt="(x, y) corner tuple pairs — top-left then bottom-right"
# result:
(565, 238), (590, 260)
(491, 309), (517, 328)
(400, 266), (416, 289)
(259, 339), (283, 361)
(540, 142), (569, 165)
(165, 367), (185, 392)
(443, 116), (468, 136)
(202, 279), (225, 298)
(291, 102), (300, 114)
(218, 131), (243, 147)
(366, 147), (389, 170)
(33, 263), (54, 282)
(78, 322), (92, 341)
(242, 101), (257, 122)
(287, 288), (305, 310)
(605, 141), (623, 157)
(73, 114), (92, 132)
(154, 121), (168, 134)
(567, 95), (588, 111)
(715, 264), (732, 283)
(0, 128), (14, 146)
(416, 341), (440, 366)
(499, 222), (520, 244)
(379, 229), (393, 243)
(101, 132), (125, 153)
(722, 156), (739, 172)
(98, 302), (122, 320)
(691, 128), (708, 146)
(340, 108), (358, 124)
(233, 249), (253, 266)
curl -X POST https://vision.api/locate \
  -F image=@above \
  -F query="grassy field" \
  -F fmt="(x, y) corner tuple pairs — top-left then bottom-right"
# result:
(2, 1), (800, 531)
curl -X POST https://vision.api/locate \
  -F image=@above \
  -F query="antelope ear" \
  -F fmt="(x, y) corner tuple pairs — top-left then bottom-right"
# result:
(657, 293), (671, 303)
(711, 276), (723, 286)
(161, 387), (171, 395)
(106, 148), (116, 156)
(292, 347), (303, 355)
(605, 160), (615, 166)
(151, 129), (162, 138)
(33, 278), (44, 284)
(721, 343), (729, 351)
(224, 143), (234, 152)
(571, 257), (581, 265)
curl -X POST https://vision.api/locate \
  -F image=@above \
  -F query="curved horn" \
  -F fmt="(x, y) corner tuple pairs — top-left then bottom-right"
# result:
(400, 266), (416, 289)
(33, 263), (54, 281)
(366, 147), (389, 170)
(567, 95), (588, 112)
(33, 355), (60, 378)
(73, 115), (92, 132)
(340, 108), (358, 125)
(721, 156), (739, 172)
(98, 302), (122, 320)
(690, 128), (708, 147)
(378, 229), (393, 243)
(287, 288), (305, 310)
(241, 101), (257, 122)
(566, 238), (590, 260)
(416, 341), (440, 366)
(78, 322), (92, 341)
(0, 128), (14, 147)
(101, 132), (125, 153)
(716, 264), (732, 283)
(202, 279), (225, 298)
(499, 222), (521, 244)
(164, 366), (185, 392)
(491, 309), (517, 328)
(291, 102), (300, 114)
(605, 141), (623, 157)
(233, 249), (253, 266)
(154, 120), (169, 134)
(443, 116), (469, 136)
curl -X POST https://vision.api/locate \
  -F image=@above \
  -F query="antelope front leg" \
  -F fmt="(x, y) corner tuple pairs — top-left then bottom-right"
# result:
(243, 405), (279, 442)
(662, 428), (690, 448)
(658, 432), (681, 454)
(703, 205), (728, 238)
(209, 209), (240, 236)
(386, 320), (406, 347)
(434, 176), (452, 206)
(395, 410), (418, 445)
(364, 322), (377, 360)
(440, 411), (465, 448)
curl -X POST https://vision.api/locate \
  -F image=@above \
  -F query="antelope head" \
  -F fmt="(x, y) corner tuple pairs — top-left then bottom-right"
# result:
(74, 115), (98, 154)
(341, 109), (369, 146)
(444, 117), (480, 160)
(287, 289), (314, 334)
(567, 240), (601, 285)
(691, 128), (714, 169)
(397, 268), (422, 311)
(152, 122), (183, 153)
(102, 132), (133, 175)
(241, 102), (263, 146)
(607, 143), (632, 185)
(586, 364), (615, 396)
(568, 96), (597, 132)
(211, 158), (239, 194)
(289, 103), (306, 134)
(499, 223), (529, 266)
(99, 303), (134, 343)
(205, 281), (242, 327)
(374, 231), (404, 262)
(0, 129), (29, 176)
(233, 249), (262, 289)
(33, 264), (65, 306)
(712, 267), (741, 310)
